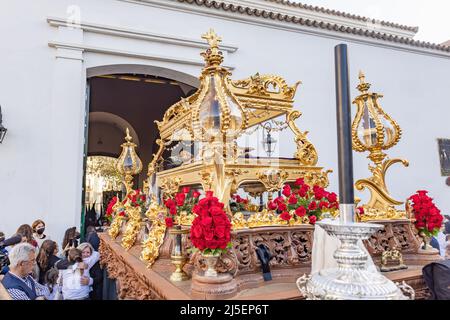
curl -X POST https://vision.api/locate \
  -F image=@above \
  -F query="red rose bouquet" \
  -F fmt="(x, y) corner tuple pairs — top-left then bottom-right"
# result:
(125, 189), (147, 217)
(105, 196), (126, 222)
(408, 190), (443, 237)
(190, 191), (232, 255)
(266, 178), (339, 225)
(164, 187), (200, 227)
(229, 194), (249, 214)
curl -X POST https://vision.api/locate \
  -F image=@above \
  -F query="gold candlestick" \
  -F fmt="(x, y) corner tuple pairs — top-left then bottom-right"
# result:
(351, 71), (409, 221)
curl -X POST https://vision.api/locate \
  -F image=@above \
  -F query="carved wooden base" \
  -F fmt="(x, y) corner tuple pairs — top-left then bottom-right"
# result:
(99, 220), (437, 300)
(191, 272), (237, 300)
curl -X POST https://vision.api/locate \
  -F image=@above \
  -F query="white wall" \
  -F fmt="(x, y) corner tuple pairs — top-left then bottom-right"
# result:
(0, 0), (449, 246)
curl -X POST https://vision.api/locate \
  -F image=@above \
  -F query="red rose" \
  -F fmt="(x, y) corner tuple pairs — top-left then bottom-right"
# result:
(204, 229), (214, 241)
(295, 178), (305, 186)
(118, 211), (125, 217)
(201, 216), (213, 226)
(417, 190), (428, 196)
(175, 193), (186, 206)
(182, 187), (190, 194)
(165, 217), (174, 228)
(280, 211), (292, 221)
(282, 184), (291, 197)
(357, 207), (364, 215)
(140, 195), (146, 202)
(210, 206), (224, 216)
(415, 221), (425, 229)
(278, 202), (287, 211)
(309, 215), (317, 224)
(327, 192), (337, 203)
(169, 206), (177, 215)
(215, 225), (226, 238)
(213, 214), (228, 226)
(288, 195), (298, 205)
(267, 201), (277, 211)
(274, 196), (284, 205)
(205, 191), (214, 197)
(295, 206), (306, 217)
(308, 201), (317, 211)
(165, 199), (175, 208)
(193, 191), (200, 198)
(313, 186), (325, 200)
(319, 201), (329, 209)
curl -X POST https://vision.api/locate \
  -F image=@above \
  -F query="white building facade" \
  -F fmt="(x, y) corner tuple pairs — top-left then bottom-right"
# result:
(0, 0), (449, 244)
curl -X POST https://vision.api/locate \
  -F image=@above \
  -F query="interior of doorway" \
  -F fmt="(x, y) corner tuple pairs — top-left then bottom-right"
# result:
(83, 72), (196, 228)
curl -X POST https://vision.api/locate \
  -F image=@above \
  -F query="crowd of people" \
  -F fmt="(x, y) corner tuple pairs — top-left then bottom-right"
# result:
(0, 220), (103, 300)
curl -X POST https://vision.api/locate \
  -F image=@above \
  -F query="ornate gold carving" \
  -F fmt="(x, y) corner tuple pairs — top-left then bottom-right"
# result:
(352, 72), (408, 220)
(144, 195), (163, 221)
(108, 215), (125, 239)
(247, 209), (284, 228)
(231, 73), (300, 101)
(199, 170), (213, 191)
(225, 169), (249, 194)
(292, 169), (332, 188)
(147, 139), (165, 178)
(258, 169), (289, 192)
(140, 219), (167, 268)
(231, 212), (248, 229)
(175, 210), (195, 226)
(287, 111), (318, 165)
(160, 177), (182, 198)
(108, 197), (126, 239)
(380, 248), (407, 272)
(121, 203), (142, 250)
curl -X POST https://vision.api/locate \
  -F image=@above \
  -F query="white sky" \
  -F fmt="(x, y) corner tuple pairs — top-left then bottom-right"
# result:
(290, 0), (450, 43)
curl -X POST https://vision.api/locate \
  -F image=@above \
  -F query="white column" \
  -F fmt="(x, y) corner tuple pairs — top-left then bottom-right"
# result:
(49, 25), (86, 243)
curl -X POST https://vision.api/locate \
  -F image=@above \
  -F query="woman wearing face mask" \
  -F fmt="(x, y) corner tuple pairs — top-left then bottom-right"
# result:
(32, 220), (50, 249)
(77, 243), (102, 300)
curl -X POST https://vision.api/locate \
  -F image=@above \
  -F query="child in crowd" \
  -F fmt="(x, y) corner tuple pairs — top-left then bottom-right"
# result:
(44, 268), (62, 300)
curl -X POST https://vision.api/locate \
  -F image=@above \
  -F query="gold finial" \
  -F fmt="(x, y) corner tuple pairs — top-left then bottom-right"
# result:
(125, 128), (132, 142)
(201, 29), (222, 49)
(357, 70), (371, 93)
(200, 29), (223, 67)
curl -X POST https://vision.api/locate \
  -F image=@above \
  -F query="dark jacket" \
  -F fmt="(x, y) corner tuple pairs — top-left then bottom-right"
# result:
(89, 261), (103, 300)
(38, 255), (61, 285)
(86, 231), (100, 252)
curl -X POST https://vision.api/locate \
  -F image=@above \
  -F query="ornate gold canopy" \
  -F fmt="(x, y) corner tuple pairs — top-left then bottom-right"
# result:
(150, 30), (319, 179)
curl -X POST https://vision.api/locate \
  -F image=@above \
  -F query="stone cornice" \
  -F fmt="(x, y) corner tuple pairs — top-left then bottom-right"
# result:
(119, 0), (450, 58)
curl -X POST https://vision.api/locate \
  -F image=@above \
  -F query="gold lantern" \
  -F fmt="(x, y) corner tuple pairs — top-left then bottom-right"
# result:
(116, 128), (143, 194)
(192, 29), (248, 162)
(351, 71), (409, 221)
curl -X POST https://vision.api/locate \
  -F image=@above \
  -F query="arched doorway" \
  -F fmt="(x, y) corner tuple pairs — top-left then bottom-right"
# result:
(82, 65), (198, 230)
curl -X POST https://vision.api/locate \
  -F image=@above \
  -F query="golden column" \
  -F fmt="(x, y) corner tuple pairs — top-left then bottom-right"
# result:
(351, 71), (409, 221)
(116, 128), (143, 195)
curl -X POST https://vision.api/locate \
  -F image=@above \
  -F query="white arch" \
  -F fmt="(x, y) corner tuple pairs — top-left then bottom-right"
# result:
(89, 111), (140, 146)
(86, 64), (199, 88)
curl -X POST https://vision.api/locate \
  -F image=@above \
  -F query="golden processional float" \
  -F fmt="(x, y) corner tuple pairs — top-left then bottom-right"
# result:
(102, 30), (439, 300)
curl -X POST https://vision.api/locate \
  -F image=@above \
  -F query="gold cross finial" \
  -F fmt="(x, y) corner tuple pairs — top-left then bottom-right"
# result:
(201, 29), (221, 49)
